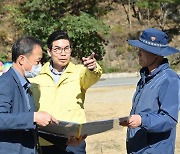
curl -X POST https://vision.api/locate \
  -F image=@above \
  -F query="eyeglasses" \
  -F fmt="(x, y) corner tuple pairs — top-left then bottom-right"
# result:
(51, 46), (71, 54)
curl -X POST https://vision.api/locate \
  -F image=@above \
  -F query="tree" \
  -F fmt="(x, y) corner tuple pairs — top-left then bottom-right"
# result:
(135, 0), (180, 29)
(12, 0), (109, 61)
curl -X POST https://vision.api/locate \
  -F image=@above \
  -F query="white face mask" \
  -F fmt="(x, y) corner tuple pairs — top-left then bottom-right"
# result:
(23, 56), (42, 78)
(24, 63), (42, 78)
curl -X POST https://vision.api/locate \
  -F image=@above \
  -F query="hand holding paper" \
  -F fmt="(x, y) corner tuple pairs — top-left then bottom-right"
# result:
(39, 116), (130, 138)
(67, 135), (87, 146)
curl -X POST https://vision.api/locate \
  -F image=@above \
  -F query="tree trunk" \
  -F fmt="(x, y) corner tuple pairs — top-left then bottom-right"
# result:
(120, 0), (132, 28)
(131, 2), (143, 24)
(147, 7), (150, 26)
(160, 3), (168, 30)
(128, 0), (132, 28)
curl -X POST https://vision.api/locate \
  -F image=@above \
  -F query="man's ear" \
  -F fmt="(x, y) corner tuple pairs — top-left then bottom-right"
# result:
(18, 55), (26, 65)
(47, 48), (52, 57)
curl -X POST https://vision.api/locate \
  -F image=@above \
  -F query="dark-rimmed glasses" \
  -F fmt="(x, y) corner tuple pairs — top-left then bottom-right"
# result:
(51, 46), (71, 54)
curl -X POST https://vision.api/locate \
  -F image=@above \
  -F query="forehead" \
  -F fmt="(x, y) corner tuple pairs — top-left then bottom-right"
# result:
(52, 39), (70, 47)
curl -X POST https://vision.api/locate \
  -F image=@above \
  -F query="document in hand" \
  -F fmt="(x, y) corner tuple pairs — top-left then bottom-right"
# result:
(39, 116), (129, 138)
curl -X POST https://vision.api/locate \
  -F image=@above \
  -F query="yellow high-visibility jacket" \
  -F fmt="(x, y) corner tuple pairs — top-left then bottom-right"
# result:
(30, 61), (102, 145)
(30, 61), (102, 123)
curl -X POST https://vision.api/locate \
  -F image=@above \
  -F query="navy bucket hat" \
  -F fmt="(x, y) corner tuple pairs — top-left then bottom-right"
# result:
(128, 28), (179, 56)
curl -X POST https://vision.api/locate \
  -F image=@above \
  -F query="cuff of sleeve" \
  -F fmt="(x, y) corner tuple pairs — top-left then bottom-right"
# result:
(139, 113), (146, 128)
(19, 112), (36, 129)
(30, 112), (37, 129)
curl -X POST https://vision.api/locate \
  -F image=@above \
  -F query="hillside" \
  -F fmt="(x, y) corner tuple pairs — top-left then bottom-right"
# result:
(0, 1), (179, 72)
(101, 3), (180, 72)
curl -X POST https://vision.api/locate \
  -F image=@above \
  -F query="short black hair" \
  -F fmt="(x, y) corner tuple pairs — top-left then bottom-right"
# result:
(47, 30), (71, 49)
(12, 36), (43, 62)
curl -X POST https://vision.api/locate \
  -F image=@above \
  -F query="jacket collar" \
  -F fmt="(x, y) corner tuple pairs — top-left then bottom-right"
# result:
(8, 68), (31, 108)
(9, 67), (23, 85)
(40, 62), (76, 86)
(11, 67), (30, 88)
(40, 61), (75, 75)
(140, 58), (169, 85)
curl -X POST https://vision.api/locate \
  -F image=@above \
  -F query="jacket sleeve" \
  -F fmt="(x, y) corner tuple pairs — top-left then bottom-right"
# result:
(141, 77), (180, 132)
(80, 62), (102, 90)
(0, 77), (36, 130)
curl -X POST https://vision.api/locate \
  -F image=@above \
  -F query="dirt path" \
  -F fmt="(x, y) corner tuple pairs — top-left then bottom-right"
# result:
(84, 85), (180, 154)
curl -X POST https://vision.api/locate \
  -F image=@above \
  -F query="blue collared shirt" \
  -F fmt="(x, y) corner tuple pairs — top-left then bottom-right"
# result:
(49, 63), (66, 84)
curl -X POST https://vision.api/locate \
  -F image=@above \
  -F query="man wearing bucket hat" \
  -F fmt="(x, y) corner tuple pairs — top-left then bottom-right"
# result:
(120, 28), (180, 154)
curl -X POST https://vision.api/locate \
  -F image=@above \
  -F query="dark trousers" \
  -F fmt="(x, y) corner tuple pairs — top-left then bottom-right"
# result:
(41, 141), (86, 154)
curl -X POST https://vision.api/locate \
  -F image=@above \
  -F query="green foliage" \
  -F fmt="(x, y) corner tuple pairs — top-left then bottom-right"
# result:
(98, 61), (121, 73)
(11, 0), (109, 61)
(136, 0), (180, 14)
(169, 53), (180, 71)
(0, 53), (8, 63)
(135, 0), (180, 30)
(136, 0), (177, 9)
(59, 12), (109, 59)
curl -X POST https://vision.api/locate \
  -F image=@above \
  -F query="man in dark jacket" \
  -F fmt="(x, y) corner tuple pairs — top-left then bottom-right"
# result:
(0, 36), (58, 154)
(120, 28), (180, 154)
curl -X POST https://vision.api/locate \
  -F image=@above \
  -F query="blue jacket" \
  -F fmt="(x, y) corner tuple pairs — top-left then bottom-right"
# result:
(127, 59), (180, 154)
(0, 68), (37, 154)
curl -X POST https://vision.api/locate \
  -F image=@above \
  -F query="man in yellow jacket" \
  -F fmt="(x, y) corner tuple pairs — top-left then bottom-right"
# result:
(30, 30), (102, 154)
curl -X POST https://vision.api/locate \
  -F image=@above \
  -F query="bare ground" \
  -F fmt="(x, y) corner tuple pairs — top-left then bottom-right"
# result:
(84, 85), (180, 154)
